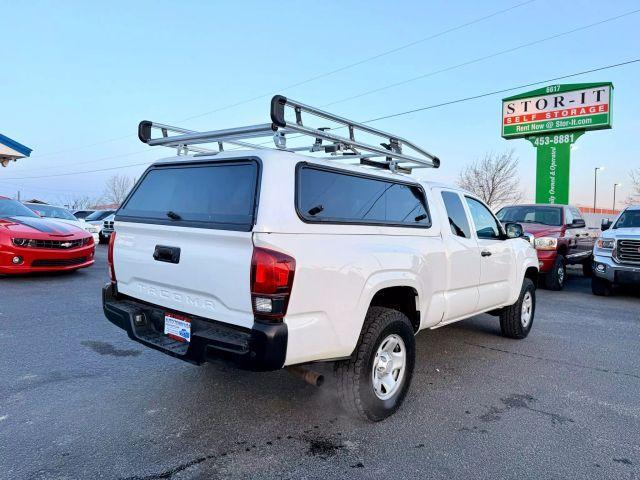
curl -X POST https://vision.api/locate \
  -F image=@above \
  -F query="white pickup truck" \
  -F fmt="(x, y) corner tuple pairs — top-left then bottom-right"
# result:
(103, 97), (539, 421)
(592, 205), (640, 295)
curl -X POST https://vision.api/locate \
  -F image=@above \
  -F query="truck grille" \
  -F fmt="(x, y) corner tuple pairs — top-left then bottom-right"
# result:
(617, 239), (640, 264)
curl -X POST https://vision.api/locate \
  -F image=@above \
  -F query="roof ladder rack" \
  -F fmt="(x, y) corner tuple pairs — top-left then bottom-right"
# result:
(138, 95), (440, 172)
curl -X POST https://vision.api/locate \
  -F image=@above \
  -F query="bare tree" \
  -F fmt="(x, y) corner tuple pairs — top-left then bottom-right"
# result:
(627, 168), (640, 205)
(457, 150), (523, 209)
(103, 174), (134, 205)
(56, 194), (103, 210)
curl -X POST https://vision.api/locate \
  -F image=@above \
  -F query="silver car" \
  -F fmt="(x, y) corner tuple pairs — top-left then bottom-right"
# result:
(592, 205), (640, 295)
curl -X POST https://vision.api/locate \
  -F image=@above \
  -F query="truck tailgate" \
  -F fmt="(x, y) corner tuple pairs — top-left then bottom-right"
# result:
(114, 222), (254, 328)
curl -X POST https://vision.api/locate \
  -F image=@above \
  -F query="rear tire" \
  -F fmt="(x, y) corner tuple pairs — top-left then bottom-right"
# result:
(544, 255), (566, 291)
(499, 278), (535, 339)
(335, 307), (415, 422)
(591, 276), (613, 296)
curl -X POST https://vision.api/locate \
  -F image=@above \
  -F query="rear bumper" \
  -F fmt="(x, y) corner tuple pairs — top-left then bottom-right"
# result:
(593, 254), (640, 284)
(102, 283), (287, 371)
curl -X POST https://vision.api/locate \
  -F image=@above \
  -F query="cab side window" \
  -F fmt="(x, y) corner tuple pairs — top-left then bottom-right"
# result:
(570, 207), (584, 222)
(465, 197), (502, 239)
(566, 207), (585, 227)
(441, 191), (471, 238)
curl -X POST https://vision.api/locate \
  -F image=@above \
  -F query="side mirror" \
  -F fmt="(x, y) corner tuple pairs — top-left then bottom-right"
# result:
(572, 218), (586, 228)
(601, 218), (612, 231)
(505, 222), (524, 239)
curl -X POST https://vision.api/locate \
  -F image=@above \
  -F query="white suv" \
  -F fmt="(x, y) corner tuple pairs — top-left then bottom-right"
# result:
(103, 97), (538, 420)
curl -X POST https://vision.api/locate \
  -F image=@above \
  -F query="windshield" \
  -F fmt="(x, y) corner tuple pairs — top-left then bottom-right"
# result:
(85, 210), (114, 221)
(613, 209), (640, 229)
(26, 204), (76, 220)
(496, 206), (562, 226)
(0, 198), (40, 218)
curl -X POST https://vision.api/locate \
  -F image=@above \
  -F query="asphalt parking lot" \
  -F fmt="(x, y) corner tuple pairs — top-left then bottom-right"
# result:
(1, 246), (639, 480)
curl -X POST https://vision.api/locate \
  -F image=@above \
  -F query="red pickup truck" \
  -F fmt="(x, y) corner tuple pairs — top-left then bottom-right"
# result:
(496, 204), (597, 290)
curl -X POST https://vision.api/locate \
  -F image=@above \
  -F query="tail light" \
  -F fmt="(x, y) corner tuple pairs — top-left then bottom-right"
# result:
(107, 232), (117, 283)
(250, 247), (295, 322)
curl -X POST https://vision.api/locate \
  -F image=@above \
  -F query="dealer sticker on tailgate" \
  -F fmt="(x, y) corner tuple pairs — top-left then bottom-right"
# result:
(164, 313), (191, 342)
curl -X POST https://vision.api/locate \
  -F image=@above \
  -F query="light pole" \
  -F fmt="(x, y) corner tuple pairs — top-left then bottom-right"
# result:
(613, 183), (622, 212)
(593, 166), (604, 211)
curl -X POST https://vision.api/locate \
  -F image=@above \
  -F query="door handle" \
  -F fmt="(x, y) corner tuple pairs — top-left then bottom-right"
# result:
(481, 250), (492, 257)
(153, 245), (181, 264)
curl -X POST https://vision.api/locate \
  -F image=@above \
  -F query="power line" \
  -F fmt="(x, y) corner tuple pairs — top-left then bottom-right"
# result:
(16, 5), (633, 177)
(0, 180), (98, 196)
(362, 59), (640, 123)
(20, 3), (632, 173)
(25, 4), (635, 182)
(322, 8), (640, 108)
(26, 0), (536, 160)
(242, 57), (640, 149)
(2, 161), (152, 180)
(179, 0), (538, 123)
(4, 58), (638, 181)
(219, 9), (640, 151)
(5, 149), (153, 175)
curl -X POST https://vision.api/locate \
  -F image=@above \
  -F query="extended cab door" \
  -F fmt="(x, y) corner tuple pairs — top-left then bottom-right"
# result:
(438, 190), (480, 321)
(465, 196), (514, 311)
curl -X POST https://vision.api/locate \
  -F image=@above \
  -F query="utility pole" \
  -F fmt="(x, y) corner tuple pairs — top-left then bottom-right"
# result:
(593, 166), (604, 211)
(613, 183), (622, 212)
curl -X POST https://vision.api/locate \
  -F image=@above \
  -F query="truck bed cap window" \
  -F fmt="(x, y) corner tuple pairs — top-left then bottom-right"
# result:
(296, 165), (430, 227)
(118, 160), (259, 231)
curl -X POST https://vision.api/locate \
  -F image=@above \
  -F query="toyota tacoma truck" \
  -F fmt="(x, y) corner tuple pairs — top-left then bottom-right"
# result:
(496, 204), (597, 290)
(591, 205), (640, 295)
(103, 96), (539, 421)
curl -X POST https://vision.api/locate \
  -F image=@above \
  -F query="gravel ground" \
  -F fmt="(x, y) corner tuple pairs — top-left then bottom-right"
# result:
(1, 246), (638, 480)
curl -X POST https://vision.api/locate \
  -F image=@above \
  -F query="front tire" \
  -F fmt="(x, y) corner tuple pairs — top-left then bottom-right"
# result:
(591, 276), (613, 296)
(499, 278), (536, 339)
(335, 307), (415, 422)
(544, 255), (566, 291)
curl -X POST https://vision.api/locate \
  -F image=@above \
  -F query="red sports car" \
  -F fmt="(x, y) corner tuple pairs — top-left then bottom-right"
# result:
(0, 196), (95, 275)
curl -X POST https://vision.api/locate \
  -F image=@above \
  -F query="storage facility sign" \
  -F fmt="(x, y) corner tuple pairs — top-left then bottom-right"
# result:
(502, 83), (613, 139)
(501, 82), (613, 205)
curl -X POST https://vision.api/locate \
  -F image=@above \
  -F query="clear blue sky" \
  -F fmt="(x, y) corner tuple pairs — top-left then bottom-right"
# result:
(1, 0), (639, 208)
